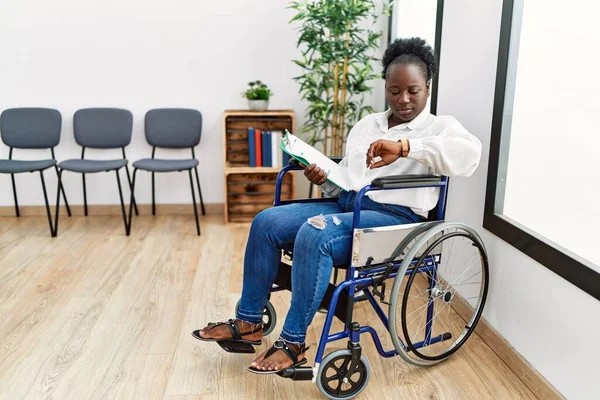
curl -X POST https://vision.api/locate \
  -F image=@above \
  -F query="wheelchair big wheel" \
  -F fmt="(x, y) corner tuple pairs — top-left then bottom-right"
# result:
(234, 299), (277, 336)
(389, 222), (489, 366)
(316, 350), (371, 400)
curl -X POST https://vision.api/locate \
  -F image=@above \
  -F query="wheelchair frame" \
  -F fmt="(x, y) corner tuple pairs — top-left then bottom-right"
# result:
(271, 164), (451, 381)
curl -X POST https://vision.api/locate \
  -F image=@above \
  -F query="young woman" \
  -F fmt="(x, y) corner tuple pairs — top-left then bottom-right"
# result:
(193, 37), (482, 374)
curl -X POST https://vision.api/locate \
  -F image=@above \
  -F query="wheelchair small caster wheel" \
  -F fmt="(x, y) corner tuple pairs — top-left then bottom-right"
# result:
(235, 299), (277, 336)
(316, 349), (371, 399)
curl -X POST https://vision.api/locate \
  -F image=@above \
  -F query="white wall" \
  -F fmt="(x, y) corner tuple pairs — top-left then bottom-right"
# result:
(0, 0), (387, 207)
(438, 1), (600, 398)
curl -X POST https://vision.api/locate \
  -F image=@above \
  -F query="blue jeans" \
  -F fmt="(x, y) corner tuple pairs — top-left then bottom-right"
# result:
(236, 191), (420, 344)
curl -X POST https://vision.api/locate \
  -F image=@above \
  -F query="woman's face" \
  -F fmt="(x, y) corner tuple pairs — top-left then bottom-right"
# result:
(385, 64), (430, 123)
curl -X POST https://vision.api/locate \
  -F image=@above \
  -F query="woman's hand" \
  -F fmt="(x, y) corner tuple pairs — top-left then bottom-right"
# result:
(366, 139), (404, 169)
(303, 163), (328, 185)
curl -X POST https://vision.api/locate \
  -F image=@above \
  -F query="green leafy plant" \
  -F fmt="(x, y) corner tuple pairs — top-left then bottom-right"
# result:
(289, 0), (392, 156)
(241, 80), (273, 101)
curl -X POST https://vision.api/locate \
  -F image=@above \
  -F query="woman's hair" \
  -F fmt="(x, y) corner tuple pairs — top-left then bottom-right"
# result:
(382, 37), (437, 82)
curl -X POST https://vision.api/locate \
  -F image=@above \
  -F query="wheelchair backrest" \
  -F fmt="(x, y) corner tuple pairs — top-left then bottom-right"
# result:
(427, 177), (450, 221)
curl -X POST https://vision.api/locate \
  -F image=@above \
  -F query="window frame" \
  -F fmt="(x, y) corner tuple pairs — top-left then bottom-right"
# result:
(484, 0), (600, 301)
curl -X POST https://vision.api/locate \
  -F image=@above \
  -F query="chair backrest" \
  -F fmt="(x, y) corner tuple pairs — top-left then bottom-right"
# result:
(73, 108), (133, 148)
(144, 108), (202, 149)
(0, 108), (62, 149)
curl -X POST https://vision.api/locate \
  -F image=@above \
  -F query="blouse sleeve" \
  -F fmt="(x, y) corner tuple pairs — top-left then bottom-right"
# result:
(407, 117), (482, 177)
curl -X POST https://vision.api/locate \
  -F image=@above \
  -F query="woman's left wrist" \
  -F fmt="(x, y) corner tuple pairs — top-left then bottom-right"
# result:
(397, 138), (410, 157)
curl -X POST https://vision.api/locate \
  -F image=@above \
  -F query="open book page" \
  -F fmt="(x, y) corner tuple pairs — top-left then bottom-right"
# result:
(280, 131), (350, 191)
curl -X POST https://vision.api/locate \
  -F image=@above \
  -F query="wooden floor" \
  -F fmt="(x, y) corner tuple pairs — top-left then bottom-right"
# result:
(0, 214), (538, 400)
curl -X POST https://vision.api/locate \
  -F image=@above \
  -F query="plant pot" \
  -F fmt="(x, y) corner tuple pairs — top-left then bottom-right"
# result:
(248, 100), (269, 111)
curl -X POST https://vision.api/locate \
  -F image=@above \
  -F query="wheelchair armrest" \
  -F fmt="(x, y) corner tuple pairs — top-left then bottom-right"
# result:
(286, 158), (304, 170)
(370, 174), (442, 189)
(351, 175), (448, 229)
(274, 158), (340, 206)
(287, 158), (301, 168)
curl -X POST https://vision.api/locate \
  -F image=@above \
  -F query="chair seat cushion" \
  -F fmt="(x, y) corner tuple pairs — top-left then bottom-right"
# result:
(0, 159), (56, 173)
(132, 158), (198, 172)
(58, 159), (128, 173)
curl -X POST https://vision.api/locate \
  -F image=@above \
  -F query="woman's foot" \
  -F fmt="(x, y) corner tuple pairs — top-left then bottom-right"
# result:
(248, 339), (309, 373)
(192, 319), (263, 344)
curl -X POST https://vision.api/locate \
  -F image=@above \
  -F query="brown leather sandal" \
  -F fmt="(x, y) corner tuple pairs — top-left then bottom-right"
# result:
(247, 339), (310, 374)
(192, 319), (263, 345)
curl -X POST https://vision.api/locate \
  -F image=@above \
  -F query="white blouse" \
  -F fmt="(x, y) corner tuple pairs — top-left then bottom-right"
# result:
(320, 109), (482, 217)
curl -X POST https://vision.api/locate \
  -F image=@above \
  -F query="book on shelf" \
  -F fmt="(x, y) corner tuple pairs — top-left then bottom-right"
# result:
(254, 128), (262, 167)
(247, 127), (256, 167)
(261, 131), (271, 167)
(271, 131), (281, 169)
(246, 128), (287, 169)
(280, 130), (350, 191)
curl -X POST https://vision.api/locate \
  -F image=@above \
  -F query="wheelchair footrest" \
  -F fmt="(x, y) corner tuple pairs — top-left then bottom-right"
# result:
(276, 366), (314, 381)
(216, 340), (256, 354)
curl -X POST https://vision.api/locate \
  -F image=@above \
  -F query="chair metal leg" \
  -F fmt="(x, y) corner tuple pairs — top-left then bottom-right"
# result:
(194, 167), (206, 216)
(54, 169), (64, 236)
(82, 173), (88, 216)
(126, 169), (138, 236)
(152, 172), (156, 215)
(39, 170), (56, 237)
(125, 165), (139, 216)
(55, 166), (71, 217)
(115, 169), (129, 236)
(11, 173), (20, 217)
(188, 170), (200, 236)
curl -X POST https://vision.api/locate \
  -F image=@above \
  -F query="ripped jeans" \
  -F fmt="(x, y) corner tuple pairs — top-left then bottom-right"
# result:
(236, 190), (420, 344)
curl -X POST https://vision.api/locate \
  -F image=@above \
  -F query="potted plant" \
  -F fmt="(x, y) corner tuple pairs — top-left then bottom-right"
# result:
(242, 80), (273, 111)
(289, 0), (391, 156)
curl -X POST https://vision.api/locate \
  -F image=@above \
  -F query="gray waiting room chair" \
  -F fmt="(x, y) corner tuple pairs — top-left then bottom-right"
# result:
(127, 108), (205, 236)
(54, 108), (138, 236)
(0, 108), (71, 237)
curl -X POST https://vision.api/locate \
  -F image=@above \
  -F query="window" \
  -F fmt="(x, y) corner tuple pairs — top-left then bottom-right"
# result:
(485, 0), (600, 300)
(389, 0), (444, 113)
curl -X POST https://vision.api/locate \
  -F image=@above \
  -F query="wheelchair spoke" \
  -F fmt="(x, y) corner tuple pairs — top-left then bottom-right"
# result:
(348, 378), (361, 390)
(446, 257), (482, 289)
(404, 297), (434, 322)
(453, 280), (483, 286)
(443, 234), (464, 287)
(332, 380), (342, 395)
(405, 296), (431, 328)
(417, 301), (451, 339)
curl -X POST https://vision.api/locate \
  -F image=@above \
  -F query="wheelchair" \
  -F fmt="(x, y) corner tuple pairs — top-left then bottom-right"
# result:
(234, 162), (490, 400)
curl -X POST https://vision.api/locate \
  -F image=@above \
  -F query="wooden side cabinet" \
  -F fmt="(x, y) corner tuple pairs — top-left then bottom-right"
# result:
(223, 110), (296, 222)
